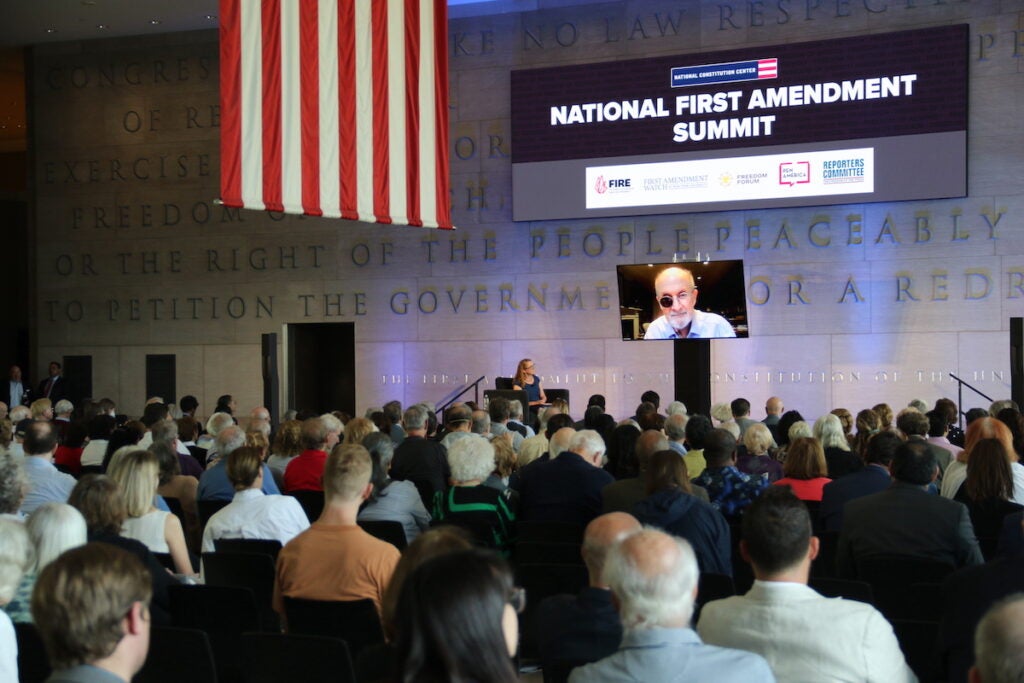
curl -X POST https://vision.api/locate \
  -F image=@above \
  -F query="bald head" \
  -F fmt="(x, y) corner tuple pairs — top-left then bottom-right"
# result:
(549, 427), (576, 459)
(766, 396), (784, 416)
(973, 596), (1024, 683)
(654, 266), (695, 292)
(582, 513), (641, 585)
(604, 528), (699, 630)
(636, 430), (669, 472)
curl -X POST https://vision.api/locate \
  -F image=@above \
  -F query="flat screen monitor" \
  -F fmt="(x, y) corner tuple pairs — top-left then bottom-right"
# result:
(617, 260), (748, 340)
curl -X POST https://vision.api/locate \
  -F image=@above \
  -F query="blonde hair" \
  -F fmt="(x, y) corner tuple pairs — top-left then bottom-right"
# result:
(108, 450), (159, 518)
(323, 444), (372, 503)
(30, 398), (52, 419)
(743, 423), (776, 456)
(343, 417), (376, 445)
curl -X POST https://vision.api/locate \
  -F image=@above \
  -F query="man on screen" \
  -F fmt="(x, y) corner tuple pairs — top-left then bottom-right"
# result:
(644, 267), (736, 340)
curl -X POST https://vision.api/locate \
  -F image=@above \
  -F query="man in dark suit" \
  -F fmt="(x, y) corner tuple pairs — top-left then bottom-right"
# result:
(513, 429), (614, 526)
(820, 431), (901, 532)
(37, 360), (69, 404)
(535, 512), (641, 666)
(897, 408), (953, 475)
(837, 441), (983, 578)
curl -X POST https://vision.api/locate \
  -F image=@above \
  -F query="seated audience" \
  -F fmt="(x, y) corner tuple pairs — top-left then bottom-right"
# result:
(283, 417), (333, 492)
(4, 502), (87, 624)
(0, 519), (32, 682)
(605, 431), (668, 514)
(849, 409), (881, 461)
(942, 417), (1021, 503)
(634, 450), (730, 575)
(488, 397), (524, 453)
(432, 435), (516, 552)
(53, 421), (88, 477)
(898, 408), (952, 475)
(814, 414), (862, 479)
(513, 429), (613, 526)
(68, 475), (174, 624)
(692, 428), (768, 519)
(393, 549), (520, 683)
(953, 438), (1024, 543)
(109, 450), (194, 575)
(31, 544), (152, 683)
(821, 431), (901, 532)
(569, 529), (773, 683)
(357, 433), (431, 544)
(177, 415), (205, 465)
(484, 437), (518, 494)
(605, 423), (641, 480)
(21, 421), (76, 514)
(266, 419), (302, 480)
(969, 595), (1024, 683)
(273, 443), (400, 618)
(150, 440), (199, 527)
(390, 403), (450, 504)
(0, 453), (27, 520)
(873, 403), (894, 431)
(838, 441), (983, 578)
(344, 416), (376, 445)
(698, 487), (915, 682)
(737, 423), (782, 483)
(201, 446), (309, 552)
(927, 409), (963, 461)
(682, 413), (712, 479)
(517, 405), (564, 467)
(535, 512), (641, 666)
(830, 407), (854, 447)
(773, 437), (832, 502)
(198, 425), (280, 501)
(102, 422), (145, 471)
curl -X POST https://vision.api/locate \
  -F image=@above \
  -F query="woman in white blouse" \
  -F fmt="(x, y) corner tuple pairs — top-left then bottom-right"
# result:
(109, 449), (194, 575)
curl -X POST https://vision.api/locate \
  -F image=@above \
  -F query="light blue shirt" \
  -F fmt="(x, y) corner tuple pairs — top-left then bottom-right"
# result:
(645, 310), (737, 339)
(21, 456), (76, 514)
(569, 627), (774, 683)
(197, 459), (280, 501)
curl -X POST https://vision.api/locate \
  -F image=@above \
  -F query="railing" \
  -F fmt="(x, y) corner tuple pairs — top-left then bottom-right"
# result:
(949, 373), (994, 430)
(434, 375), (487, 419)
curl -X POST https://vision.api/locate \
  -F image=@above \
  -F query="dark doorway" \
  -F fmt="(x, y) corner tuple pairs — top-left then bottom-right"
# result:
(287, 323), (355, 416)
(62, 355), (92, 408)
(146, 355), (176, 406)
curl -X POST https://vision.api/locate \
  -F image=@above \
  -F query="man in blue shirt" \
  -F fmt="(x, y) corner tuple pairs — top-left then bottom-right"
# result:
(21, 420), (76, 514)
(569, 528), (774, 683)
(198, 425), (280, 501)
(644, 267), (736, 340)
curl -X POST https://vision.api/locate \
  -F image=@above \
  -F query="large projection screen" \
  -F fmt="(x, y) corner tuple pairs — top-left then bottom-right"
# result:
(511, 25), (968, 222)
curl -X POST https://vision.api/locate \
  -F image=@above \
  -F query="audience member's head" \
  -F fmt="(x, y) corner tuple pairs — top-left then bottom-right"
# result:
(908, 398), (929, 413)
(299, 417), (329, 451)
(403, 403), (430, 434)
(855, 409), (880, 435)
(990, 399), (1020, 418)
(31, 398), (53, 421)
(787, 420), (812, 442)
(140, 403), (169, 428)
(927, 410), (949, 438)
(966, 407), (989, 426)
(814, 413), (850, 450)
(644, 450), (693, 496)
(343, 417), (376, 445)
(148, 441), (180, 487)
(568, 430), (607, 467)
(635, 430), (669, 474)
(581, 512), (641, 585)
(971, 595), (1024, 683)
(27, 503), (87, 572)
(0, 518), (32, 608)
(604, 528), (699, 630)
(776, 410), (805, 447)
(447, 435), (495, 485)
(488, 397), (510, 424)
(24, 421), (58, 458)
(108, 450), (160, 518)
(549, 426), (576, 459)
(471, 410), (491, 436)
(68, 475), (127, 536)
(32, 544), (152, 677)
(890, 441), (938, 486)
(710, 403), (733, 424)
(964, 438), (1015, 503)
(491, 438), (516, 480)
(830, 408), (853, 435)
(665, 413), (688, 443)
(179, 395), (198, 416)
(741, 486), (814, 577)
(896, 408), (929, 438)
(271, 420), (303, 458)
(226, 446), (264, 492)
(0, 453), (28, 515)
(640, 391), (661, 410)
(319, 413), (343, 449)
(731, 398), (751, 418)
(394, 549), (520, 683)
(545, 412), (575, 440)
(323, 444), (373, 505)
(380, 526), (473, 639)
(205, 411), (235, 439)
(666, 401), (687, 417)
(864, 431), (902, 466)
(445, 403), (473, 432)
(684, 414), (713, 449)
(89, 415), (118, 444)
(964, 417), (1015, 462)
(215, 425), (246, 460)
(703, 429), (738, 468)
(872, 403), (894, 429)
(782, 437), (828, 481)
(743, 423), (776, 456)
(765, 396), (784, 417)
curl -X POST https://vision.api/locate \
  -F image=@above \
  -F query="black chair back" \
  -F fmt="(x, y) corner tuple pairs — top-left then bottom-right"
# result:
(287, 489), (325, 522)
(411, 479), (438, 511)
(808, 577), (874, 604)
(892, 619), (940, 682)
(811, 530), (840, 578)
(213, 538), (283, 561)
(495, 377), (514, 390)
(202, 552), (279, 632)
(197, 499), (231, 531)
(515, 563), (589, 660)
(14, 622), (51, 683)
(80, 464), (104, 476)
(856, 555), (955, 620)
(135, 626), (218, 683)
(153, 552), (176, 571)
(240, 633), (356, 683)
(168, 584), (260, 683)
(163, 496), (188, 531)
(517, 521), (584, 544)
(545, 389), (570, 407)
(513, 541), (584, 567)
(542, 660), (589, 683)
(283, 597), (385, 659)
(357, 520), (408, 550)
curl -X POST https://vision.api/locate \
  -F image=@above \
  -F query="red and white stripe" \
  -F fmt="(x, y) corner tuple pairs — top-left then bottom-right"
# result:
(220, 0), (452, 229)
(758, 58), (778, 79)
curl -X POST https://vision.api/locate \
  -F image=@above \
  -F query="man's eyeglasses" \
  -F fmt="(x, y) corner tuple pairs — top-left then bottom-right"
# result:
(658, 291), (693, 308)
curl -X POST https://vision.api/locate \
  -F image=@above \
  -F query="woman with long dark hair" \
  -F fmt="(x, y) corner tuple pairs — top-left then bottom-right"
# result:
(954, 438), (1024, 542)
(393, 549), (520, 683)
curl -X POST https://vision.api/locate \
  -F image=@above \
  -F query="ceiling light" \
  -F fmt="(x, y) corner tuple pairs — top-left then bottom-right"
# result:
(96, 24), (108, 29)
(150, 19), (162, 25)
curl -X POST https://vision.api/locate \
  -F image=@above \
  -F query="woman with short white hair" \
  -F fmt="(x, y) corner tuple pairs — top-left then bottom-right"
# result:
(3, 503), (87, 623)
(0, 518), (32, 682)
(433, 435), (516, 553)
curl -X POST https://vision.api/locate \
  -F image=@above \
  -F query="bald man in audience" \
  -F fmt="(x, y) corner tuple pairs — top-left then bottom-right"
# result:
(970, 596), (1024, 683)
(536, 512), (642, 666)
(569, 529), (773, 683)
(762, 397), (784, 441)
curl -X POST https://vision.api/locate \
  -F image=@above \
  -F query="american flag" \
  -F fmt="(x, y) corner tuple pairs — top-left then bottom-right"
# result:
(220, 0), (452, 229)
(757, 58), (778, 79)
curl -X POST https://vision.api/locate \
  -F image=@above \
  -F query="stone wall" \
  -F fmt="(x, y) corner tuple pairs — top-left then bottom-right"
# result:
(31, 0), (1024, 421)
